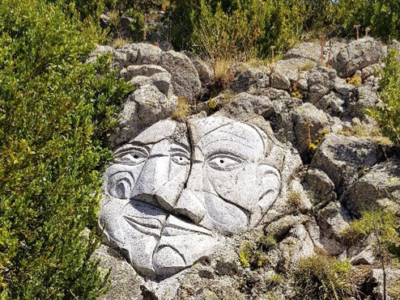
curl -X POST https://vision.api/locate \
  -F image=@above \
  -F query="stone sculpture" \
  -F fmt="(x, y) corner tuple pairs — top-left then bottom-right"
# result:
(99, 117), (282, 278)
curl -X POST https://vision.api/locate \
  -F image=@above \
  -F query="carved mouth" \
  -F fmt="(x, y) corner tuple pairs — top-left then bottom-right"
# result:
(123, 215), (163, 238)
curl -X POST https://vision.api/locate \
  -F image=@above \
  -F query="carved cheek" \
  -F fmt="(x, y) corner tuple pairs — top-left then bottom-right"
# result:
(206, 163), (260, 212)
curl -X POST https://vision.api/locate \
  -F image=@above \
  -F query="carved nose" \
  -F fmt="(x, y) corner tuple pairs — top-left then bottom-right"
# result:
(130, 155), (172, 208)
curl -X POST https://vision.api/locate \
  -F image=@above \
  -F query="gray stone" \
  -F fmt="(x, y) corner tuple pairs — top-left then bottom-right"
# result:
(260, 88), (291, 101)
(93, 244), (144, 300)
(118, 44), (139, 64)
(343, 158), (400, 216)
(270, 71), (291, 90)
(265, 215), (310, 240)
(283, 42), (322, 63)
(127, 72), (172, 97)
(331, 38), (384, 78)
(134, 43), (163, 65)
(317, 202), (351, 255)
(275, 58), (313, 90)
(350, 246), (375, 265)
(370, 269), (400, 300)
(108, 85), (177, 147)
(229, 68), (270, 94)
(278, 224), (315, 271)
(348, 85), (380, 119)
(292, 103), (330, 160)
(311, 133), (377, 195)
(334, 77), (355, 96)
(160, 50), (201, 100)
(214, 92), (274, 120)
(303, 168), (336, 207)
(362, 63), (382, 80)
(120, 65), (168, 81)
(308, 66), (337, 103)
(314, 91), (345, 117)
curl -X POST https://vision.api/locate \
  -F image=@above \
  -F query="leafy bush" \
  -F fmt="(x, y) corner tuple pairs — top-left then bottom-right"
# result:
(0, 0), (132, 298)
(340, 210), (400, 259)
(189, 0), (266, 60)
(239, 234), (276, 269)
(334, 0), (400, 41)
(292, 254), (353, 300)
(368, 49), (400, 145)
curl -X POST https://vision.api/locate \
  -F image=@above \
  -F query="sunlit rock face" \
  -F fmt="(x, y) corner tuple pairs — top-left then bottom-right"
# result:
(99, 117), (283, 277)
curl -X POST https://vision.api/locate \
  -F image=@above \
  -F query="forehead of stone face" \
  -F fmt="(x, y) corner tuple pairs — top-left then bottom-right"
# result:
(131, 120), (189, 147)
(191, 117), (267, 160)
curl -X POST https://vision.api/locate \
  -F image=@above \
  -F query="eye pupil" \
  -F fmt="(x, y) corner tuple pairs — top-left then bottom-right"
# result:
(133, 155), (139, 159)
(220, 160), (224, 164)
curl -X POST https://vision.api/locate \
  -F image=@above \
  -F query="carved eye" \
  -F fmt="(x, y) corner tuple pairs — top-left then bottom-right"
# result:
(207, 154), (244, 171)
(171, 153), (190, 165)
(107, 171), (134, 199)
(114, 147), (149, 166)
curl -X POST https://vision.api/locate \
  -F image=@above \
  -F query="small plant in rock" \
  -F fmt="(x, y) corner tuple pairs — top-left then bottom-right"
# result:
(347, 74), (362, 86)
(287, 191), (302, 209)
(308, 129), (329, 157)
(339, 210), (399, 247)
(292, 254), (353, 300)
(172, 97), (191, 121)
(112, 38), (131, 48)
(291, 90), (302, 99)
(238, 234), (277, 269)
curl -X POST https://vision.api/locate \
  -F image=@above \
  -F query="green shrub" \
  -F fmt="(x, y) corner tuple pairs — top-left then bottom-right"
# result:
(0, 0), (132, 298)
(333, 0), (400, 41)
(292, 254), (353, 300)
(238, 234), (276, 269)
(368, 49), (400, 145)
(189, 0), (266, 60)
(340, 210), (400, 254)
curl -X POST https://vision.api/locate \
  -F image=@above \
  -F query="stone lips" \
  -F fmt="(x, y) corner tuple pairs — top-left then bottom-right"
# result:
(99, 117), (283, 277)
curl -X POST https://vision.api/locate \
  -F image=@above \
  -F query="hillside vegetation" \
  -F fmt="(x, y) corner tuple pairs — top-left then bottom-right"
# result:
(1, 0), (400, 299)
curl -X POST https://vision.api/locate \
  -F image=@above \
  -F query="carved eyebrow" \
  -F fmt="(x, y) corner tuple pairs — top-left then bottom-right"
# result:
(205, 149), (248, 161)
(114, 144), (151, 157)
(169, 144), (190, 155)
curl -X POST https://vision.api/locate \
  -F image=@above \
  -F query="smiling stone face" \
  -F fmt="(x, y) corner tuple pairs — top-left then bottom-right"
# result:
(99, 117), (282, 277)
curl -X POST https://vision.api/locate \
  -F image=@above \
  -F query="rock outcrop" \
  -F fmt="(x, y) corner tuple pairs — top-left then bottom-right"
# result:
(87, 37), (400, 300)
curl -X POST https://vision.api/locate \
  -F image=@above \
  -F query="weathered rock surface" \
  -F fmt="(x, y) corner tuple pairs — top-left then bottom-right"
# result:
(108, 85), (177, 147)
(343, 158), (400, 216)
(292, 103), (330, 160)
(311, 134), (377, 194)
(308, 66), (337, 103)
(160, 51), (201, 100)
(331, 38), (383, 77)
(283, 42), (322, 63)
(229, 68), (270, 94)
(93, 37), (400, 300)
(348, 85), (380, 118)
(214, 92), (274, 120)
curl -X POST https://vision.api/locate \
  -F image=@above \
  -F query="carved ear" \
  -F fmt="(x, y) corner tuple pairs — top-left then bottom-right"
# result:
(257, 165), (281, 212)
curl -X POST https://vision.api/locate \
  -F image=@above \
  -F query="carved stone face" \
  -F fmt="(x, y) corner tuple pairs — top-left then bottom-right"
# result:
(99, 117), (281, 277)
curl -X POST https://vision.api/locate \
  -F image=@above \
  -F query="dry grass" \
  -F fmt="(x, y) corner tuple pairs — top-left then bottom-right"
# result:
(112, 38), (131, 48)
(347, 74), (362, 87)
(339, 124), (393, 146)
(213, 59), (234, 89)
(107, 10), (120, 27)
(299, 61), (316, 72)
(287, 190), (302, 208)
(172, 97), (191, 122)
